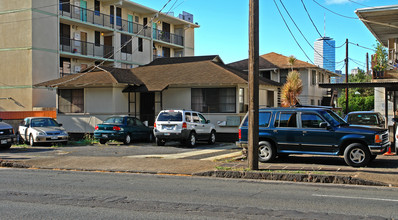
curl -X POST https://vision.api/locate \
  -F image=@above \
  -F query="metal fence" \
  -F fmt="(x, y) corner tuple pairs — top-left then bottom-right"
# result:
(60, 37), (114, 59)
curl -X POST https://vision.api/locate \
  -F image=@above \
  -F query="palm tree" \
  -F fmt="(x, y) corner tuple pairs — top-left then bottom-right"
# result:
(288, 55), (297, 72)
(281, 70), (303, 107)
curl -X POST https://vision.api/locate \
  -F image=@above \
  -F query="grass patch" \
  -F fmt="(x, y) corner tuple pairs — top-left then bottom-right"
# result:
(69, 133), (98, 146)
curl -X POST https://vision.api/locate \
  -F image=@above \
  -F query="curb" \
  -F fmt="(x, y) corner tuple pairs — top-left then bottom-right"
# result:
(0, 160), (392, 187)
(194, 170), (390, 187)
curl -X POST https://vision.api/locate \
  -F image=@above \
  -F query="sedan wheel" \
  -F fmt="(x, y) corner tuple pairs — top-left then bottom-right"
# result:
(123, 134), (131, 145)
(29, 134), (35, 146)
(99, 139), (107, 145)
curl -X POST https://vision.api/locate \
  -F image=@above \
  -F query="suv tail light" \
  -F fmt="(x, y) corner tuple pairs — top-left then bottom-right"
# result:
(182, 122), (187, 129)
(113, 126), (121, 131)
(95, 126), (99, 130)
(154, 123), (157, 128)
(238, 128), (241, 140)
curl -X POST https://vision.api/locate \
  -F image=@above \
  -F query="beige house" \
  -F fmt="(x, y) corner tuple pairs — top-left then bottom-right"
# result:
(37, 56), (281, 139)
(228, 52), (339, 106)
(0, 0), (198, 112)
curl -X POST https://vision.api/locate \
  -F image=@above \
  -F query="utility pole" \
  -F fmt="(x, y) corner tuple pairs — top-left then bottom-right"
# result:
(345, 39), (349, 115)
(248, 0), (259, 170)
(366, 53), (369, 75)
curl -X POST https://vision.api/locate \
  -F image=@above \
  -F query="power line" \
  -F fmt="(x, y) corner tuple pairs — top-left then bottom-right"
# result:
(279, 0), (339, 67)
(273, 0), (314, 64)
(347, 0), (371, 7)
(348, 42), (376, 52)
(312, 0), (358, 19)
(300, 0), (345, 49)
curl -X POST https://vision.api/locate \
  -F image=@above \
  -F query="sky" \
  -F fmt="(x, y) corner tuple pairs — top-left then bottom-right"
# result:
(134, 0), (398, 74)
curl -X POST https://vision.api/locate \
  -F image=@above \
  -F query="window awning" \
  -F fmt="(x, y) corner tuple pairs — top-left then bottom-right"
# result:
(319, 82), (398, 90)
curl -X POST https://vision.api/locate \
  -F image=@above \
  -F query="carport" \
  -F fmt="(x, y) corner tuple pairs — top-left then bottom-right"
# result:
(319, 81), (398, 153)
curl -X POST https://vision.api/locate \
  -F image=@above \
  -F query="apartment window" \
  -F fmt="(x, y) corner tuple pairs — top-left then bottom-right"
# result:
(94, 0), (100, 15)
(311, 70), (316, 85)
(135, 16), (139, 23)
(143, 17), (148, 28)
(311, 99), (315, 105)
(60, 23), (70, 46)
(59, 0), (70, 13)
(95, 31), (100, 46)
(138, 38), (143, 52)
(58, 89), (84, 113)
(121, 34), (132, 54)
(318, 100), (321, 106)
(191, 88), (236, 113)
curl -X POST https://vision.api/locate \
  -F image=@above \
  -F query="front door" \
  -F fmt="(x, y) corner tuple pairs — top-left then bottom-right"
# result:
(80, 0), (87, 22)
(81, 32), (87, 55)
(140, 93), (155, 126)
(104, 36), (112, 58)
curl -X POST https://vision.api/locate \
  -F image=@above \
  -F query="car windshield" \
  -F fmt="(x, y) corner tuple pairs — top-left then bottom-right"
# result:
(347, 113), (378, 126)
(319, 110), (347, 127)
(31, 118), (60, 127)
(157, 112), (183, 122)
(104, 117), (124, 124)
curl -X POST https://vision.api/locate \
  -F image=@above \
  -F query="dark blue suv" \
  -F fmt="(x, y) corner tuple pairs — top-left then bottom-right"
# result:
(237, 107), (390, 167)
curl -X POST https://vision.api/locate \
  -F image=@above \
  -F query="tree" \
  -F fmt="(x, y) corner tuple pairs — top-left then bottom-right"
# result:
(372, 42), (388, 74)
(281, 70), (303, 107)
(337, 68), (374, 113)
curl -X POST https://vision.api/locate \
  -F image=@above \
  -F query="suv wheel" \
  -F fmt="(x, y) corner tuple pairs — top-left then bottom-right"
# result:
(99, 139), (107, 145)
(0, 144), (11, 150)
(123, 134), (132, 145)
(156, 137), (165, 146)
(186, 132), (196, 147)
(208, 130), (216, 145)
(344, 143), (370, 167)
(258, 141), (276, 162)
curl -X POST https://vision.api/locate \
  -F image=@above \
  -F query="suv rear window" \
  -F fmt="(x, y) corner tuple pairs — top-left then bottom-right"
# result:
(242, 112), (272, 127)
(157, 112), (183, 122)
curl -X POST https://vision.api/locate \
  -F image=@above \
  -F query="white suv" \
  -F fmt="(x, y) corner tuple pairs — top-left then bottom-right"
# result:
(154, 110), (216, 147)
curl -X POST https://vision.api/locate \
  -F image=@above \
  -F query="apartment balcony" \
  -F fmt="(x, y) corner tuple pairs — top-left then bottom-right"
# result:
(153, 29), (184, 47)
(117, 19), (151, 38)
(60, 37), (114, 59)
(59, 3), (113, 29)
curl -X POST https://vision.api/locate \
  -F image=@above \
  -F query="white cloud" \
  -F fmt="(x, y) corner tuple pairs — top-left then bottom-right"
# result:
(325, 0), (351, 4)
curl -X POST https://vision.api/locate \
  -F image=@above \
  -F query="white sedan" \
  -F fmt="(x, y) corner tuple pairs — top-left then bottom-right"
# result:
(18, 117), (68, 146)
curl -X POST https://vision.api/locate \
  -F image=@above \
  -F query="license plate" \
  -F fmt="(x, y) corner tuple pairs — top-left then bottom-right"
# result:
(1, 140), (7, 144)
(163, 125), (173, 130)
(102, 134), (108, 138)
(51, 136), (58, 140)
(164, 133), (170, 136)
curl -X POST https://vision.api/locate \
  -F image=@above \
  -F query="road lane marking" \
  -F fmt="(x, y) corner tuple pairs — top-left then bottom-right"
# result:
(312, 194), (398, 202)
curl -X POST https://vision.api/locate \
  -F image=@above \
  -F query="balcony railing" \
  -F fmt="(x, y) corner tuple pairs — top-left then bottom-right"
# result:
(60, 37), (114, 59)
(153, 29), (184, 46)
(59, 4), (114, 29)
(117, 19), (151, 38)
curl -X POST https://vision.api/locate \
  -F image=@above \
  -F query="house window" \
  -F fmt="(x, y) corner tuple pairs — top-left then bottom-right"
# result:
(191, 88), (236, 113)
(58, 89), (84, 113)
(239, 88), (245, 113)
(121, 34), (132, 54)
(311, 99), (315, 105)
(94, 0), (100, 15)
(138, 38), (143, 52)
(95, 31), (100, 46)
(311, 70), (316, 85)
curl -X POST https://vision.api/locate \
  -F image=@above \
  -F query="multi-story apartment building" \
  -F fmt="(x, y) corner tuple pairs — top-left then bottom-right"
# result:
(314, 37), (336, 73)
(0, 0), (198, 111)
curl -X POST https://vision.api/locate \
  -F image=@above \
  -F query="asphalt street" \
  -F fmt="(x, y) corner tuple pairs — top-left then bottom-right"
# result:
(0, 168), (396, 219)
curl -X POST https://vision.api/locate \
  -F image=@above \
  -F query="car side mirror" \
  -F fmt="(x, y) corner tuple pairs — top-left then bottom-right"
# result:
(206, 120), (211, 124)
(319, 122), (328, 128)
(58, 123), (63, 126)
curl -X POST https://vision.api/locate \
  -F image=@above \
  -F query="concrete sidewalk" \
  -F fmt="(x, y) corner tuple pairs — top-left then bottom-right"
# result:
(1, 153), (397, 187)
